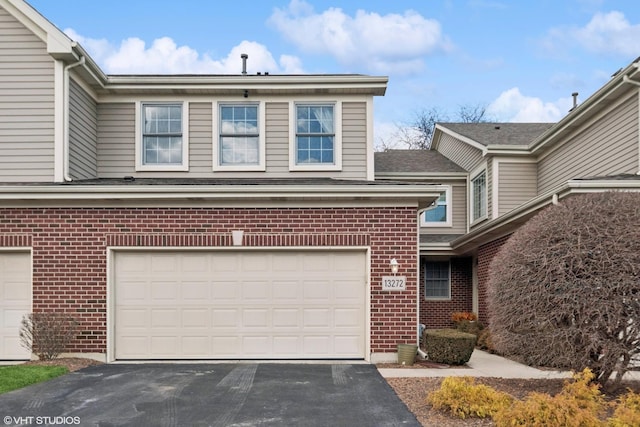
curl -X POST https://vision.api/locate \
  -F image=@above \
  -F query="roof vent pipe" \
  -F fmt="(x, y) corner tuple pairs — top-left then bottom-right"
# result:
(241, 53), (248, 75)
(571, 92), (579, 109)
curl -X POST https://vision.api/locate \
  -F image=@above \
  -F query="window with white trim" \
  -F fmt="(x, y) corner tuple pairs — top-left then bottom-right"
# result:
(424, 260), (450, 299)
(136, 102), (188, 171)
(219, 104), (259, 166)
(289, 102), (342, 171)
(421, 187), (452, 227)
(471, 170), (487, 222)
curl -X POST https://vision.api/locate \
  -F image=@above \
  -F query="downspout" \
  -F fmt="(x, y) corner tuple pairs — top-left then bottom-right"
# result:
(63, 55), (85, 182)
(416, 207), (428, 360)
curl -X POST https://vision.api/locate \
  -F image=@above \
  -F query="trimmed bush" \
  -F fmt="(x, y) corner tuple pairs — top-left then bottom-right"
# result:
(454, 319), (483, 337)
(426, 376), (513, 419)
(493, 369), (606, 427)
(423, 328), (476, 365)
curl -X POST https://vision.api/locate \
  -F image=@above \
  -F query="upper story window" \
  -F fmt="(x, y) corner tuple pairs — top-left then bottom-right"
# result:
(421, 186), (452, 227)
(213, 103), (265, 171)
(289, 102), (342, 171)
(136, 102), (189, 171)
(424, 260), (450, 300)
(471, 170), (487, 223)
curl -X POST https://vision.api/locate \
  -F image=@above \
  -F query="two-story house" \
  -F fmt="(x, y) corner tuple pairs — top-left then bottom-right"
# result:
(377, 59), (640, 331)
(0, 0), (441, 363)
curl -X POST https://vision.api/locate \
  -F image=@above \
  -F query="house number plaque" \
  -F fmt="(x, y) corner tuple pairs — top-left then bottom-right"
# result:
(381, 276), (406, 291)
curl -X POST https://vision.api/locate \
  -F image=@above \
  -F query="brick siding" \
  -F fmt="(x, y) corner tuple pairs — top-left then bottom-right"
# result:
(476, 235), (511, 325)
(419, 257), (473, 328)
(0, 206), (418, 356)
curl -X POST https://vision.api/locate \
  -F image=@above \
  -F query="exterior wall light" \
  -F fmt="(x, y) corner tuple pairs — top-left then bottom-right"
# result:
(390, 258), (399, 275)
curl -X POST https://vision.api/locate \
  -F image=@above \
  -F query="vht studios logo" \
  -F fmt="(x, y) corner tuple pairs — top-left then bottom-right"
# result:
(3, 416), (81, 426)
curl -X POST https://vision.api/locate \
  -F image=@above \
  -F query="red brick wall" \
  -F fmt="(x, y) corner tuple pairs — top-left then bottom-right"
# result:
(419, 257), (473, 328)
(477, 235), (511, 325)
(0, 206), (418, 355)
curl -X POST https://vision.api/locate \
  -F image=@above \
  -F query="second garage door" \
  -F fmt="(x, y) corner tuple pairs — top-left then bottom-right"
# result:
(114, 250), (366, 360)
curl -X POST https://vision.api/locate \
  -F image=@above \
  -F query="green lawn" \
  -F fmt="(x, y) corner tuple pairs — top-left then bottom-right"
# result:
(0, 365), (68, 394)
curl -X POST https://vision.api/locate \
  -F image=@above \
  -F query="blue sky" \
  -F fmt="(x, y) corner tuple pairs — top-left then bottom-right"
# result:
(27, 0), (640, 146)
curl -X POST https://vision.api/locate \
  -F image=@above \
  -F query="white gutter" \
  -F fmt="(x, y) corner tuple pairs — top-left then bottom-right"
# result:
(63, 54), (86, 182)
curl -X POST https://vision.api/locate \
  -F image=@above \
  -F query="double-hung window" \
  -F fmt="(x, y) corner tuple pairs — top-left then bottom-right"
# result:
(424, 261), (450, 299)
(290, 102), (342, 171)
(213, 103), (265, 171)
(137, 102), (188, 171)
(471, 170), (487, 222)
(422, 187), (452, 227)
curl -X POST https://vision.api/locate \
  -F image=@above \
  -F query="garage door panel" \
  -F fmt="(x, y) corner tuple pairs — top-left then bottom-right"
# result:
(115, 251), (366, 359)
(1, 253), (31, 360)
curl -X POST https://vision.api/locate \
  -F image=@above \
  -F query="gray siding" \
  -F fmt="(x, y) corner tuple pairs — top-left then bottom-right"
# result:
(97, 103), (135, 177)
(421, 181), (467, 235)
(436, 133), (484, 171)
(69, 78), (97, 179)
(538, 92), (639, 194)
(498, 162), (537, 215)
(0, 6), (54, 182)
(96, 100), (369, 179)
(486, 160), (493, 221)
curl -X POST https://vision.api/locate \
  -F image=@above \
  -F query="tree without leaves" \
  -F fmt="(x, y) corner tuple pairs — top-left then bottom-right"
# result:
(375, 103), (489, 151)
(487, 192), (640, 392)
(20, 312), (79, 360)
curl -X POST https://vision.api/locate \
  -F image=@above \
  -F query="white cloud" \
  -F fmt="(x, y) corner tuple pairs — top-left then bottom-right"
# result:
(487, 88), (572, 122)
(542, 11), (640, 57)
(268, 0), (452, 75)
(64, 28), (302, 75)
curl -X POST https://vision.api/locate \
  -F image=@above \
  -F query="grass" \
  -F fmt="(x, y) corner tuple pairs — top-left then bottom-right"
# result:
(0, 365), (68, 394)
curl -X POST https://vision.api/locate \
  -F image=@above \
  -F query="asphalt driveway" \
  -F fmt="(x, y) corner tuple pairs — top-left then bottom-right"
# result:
(0, 363), (419, 426)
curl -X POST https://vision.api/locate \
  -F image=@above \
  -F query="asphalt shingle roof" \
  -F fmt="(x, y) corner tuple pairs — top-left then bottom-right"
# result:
(439, 122), (554, 146)
(374, 150), (466, 174)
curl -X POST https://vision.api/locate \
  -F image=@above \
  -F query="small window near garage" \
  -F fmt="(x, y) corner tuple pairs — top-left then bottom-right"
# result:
(424, 260), (450, 299)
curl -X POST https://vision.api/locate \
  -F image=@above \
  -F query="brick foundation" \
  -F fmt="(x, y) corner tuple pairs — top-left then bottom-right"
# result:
(0, 206), (419, 357)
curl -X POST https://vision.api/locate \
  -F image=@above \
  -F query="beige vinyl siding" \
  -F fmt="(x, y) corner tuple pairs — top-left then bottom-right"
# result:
(421, 181), (467, 235)
(498, 162), (537, 215)
(96, 100), (369, 179)
(538, 92), (639, 194)
(69, 78), (97, 180)
(0, 6), (54, 182)
(188, 102), (213, 175)
(97, 103), (135, 177)
(265, 102), (289, 173)
(436, 133), (484, 171)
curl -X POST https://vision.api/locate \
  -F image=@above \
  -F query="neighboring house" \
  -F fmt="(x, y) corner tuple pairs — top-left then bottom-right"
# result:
(376, 60), (640, 329)
(0, 0), (441, 363)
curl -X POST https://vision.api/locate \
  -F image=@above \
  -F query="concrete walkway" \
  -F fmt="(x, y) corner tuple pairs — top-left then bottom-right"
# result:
(379, 350), (572, 379)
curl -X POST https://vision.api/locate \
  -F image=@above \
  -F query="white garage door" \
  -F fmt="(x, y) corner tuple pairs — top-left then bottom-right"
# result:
(0, 252), (31, 360)
(114, 250), (366, 360)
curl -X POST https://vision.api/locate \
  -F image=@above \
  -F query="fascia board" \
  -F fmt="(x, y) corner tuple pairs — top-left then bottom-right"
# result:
(529, 61), (640, 154)
(375, 172), (468, 180)
(3, 0), (74, 56)
(0, 184), (440, 206)
(433, 124), (488, 155)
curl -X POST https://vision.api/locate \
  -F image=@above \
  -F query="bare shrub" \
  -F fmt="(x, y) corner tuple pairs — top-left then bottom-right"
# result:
(19, 312), (79, 360)
(487, 192), (640, 391)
